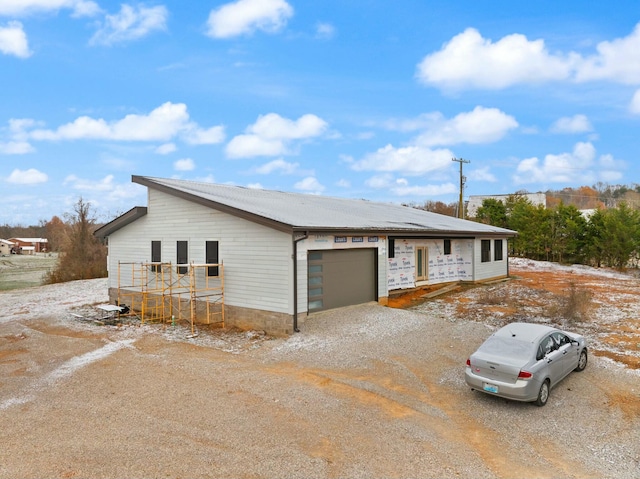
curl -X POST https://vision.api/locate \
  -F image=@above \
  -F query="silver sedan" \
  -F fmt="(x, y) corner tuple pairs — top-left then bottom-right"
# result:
(465, 322), (588, 406)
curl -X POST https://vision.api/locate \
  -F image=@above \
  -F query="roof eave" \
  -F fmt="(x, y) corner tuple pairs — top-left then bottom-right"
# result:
(94, 206), (148, 238)
(293, 226), (517, 238)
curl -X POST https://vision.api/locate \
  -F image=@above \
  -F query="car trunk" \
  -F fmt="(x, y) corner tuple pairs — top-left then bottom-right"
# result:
(470, 336), (533, 384)
(470, 353), (526, 384)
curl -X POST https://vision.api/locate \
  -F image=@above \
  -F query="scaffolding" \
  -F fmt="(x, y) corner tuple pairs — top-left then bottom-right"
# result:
(116, 261), (224, 334)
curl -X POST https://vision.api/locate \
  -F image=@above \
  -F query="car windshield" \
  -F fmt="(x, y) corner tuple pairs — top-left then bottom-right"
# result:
(478, 335), (534, 361)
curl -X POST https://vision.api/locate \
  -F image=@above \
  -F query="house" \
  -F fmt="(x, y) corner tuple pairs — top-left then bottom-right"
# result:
(0, 239), (15, 255)
(95, 176), (517, 335)
(7, 237), (49, 255)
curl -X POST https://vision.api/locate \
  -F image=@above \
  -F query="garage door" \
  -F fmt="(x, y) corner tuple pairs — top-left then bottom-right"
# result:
(308, 248), (377, 312)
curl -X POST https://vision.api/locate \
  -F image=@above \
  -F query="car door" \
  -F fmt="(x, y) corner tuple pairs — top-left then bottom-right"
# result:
(540, 334), (565, 385)
(551, 331), (578, 377)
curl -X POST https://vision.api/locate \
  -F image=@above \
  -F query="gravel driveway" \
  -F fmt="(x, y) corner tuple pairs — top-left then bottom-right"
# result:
(0, 273), (639, 478)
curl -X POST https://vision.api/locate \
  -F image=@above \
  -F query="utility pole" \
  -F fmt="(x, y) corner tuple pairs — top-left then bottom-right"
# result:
(452, 157), (470, 218)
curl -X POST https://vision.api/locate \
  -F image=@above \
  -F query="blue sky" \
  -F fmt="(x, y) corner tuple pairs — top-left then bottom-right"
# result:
(2, 0), (640, 226)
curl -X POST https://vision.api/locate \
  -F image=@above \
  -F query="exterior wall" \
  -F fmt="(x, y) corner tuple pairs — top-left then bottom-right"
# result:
(473, 237), (509, 282)
(296, 234), (388, 314)
(107, 189), (294, 317)
(386, 237), (509, 285)
(388, 238), (475, 291)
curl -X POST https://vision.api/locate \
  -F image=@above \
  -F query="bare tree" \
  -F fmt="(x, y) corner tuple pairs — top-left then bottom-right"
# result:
(45, 198), (107, 283)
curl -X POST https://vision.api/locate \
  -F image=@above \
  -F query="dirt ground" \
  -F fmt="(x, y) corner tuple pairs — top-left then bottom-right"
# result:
(0, 259), (639, 478)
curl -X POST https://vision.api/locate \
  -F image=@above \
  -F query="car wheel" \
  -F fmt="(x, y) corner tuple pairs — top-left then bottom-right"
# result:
(575, 349), (588, 372)
(535, 380), (550, 407)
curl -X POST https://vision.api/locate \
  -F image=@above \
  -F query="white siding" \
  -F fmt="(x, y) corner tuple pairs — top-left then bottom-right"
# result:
(108, 189), (293, 314)
(473, 238), (508, 281)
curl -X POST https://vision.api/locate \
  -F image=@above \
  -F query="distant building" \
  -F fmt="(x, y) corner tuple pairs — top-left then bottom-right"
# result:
(8, 238), (49, 255)
(0, 239), (15, 255)
(466, 193), (547, 218)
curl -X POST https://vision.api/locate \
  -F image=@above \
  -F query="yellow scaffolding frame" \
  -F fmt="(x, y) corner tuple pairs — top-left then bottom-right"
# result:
(116, 261), (224, 333)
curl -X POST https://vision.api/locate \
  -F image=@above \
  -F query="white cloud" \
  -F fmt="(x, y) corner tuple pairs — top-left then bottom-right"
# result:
(550, 114), (593, 134)
(416, 28), (575, 90)
(294, 176), (324, 193)
(226, 113), (328, 158)
(206, 0), (293, 39)
(415, 106), (518, 146)
(0, 141), (34, 154)
(364, 174), (456, 196)
(64, 174), (115, 191)
(0, 0), (101, 17)
(7, 168), (48, 184)
(597, 154), (625, 182)
(391, 182), (458, 197)
(181, 125), (226, 145)
(174, 158), (195, 171)
(575, 23), (640, 84)
(248, 113), (327, 140)
(0, 21), (31, 58)
(416, 23), (640, 91)
(336, 178), (350, 188)
(155, 142), (176, 154)
(62, 175), (143, 205)
(90, 4), (168, 46)
(28, 102), (223, 145)
(513, 141), (614, 185)
(226, 135), (284, 158)
(255, 158), (299, 174)
(630, 89), (640, 114)
(351, 144), (454, 175)
(365, 174), (395, 189)
(315, 22), (335, 40)
(468, 166), (497, 182)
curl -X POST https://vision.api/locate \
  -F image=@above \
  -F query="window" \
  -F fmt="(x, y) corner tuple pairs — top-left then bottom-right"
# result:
(177, 241), (188, 275)
(206, 241), (219, 277)
(444, 239), (451, 255)
(494, 239), (503, 261)
(388, 239), (395, 258)
(151, 241), (161, 272)
(481, 240), (491, 263)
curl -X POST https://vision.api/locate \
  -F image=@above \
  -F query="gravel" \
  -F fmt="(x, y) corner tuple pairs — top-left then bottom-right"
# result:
(0, 262), (639, 478)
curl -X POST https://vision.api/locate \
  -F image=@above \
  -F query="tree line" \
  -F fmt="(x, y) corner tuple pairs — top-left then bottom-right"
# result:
(1, 199), (107, 283)
(410, 183), (640, 269)
(474, 194), (640, 269)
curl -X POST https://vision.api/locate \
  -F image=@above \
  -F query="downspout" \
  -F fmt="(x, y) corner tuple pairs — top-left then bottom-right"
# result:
(292, 231), (308, 333)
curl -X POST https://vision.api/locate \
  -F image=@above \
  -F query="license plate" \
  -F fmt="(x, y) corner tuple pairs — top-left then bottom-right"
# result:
(483, 383), (499, 393)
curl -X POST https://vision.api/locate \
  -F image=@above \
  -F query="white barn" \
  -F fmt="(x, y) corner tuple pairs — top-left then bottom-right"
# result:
(95, 176), (517, 335)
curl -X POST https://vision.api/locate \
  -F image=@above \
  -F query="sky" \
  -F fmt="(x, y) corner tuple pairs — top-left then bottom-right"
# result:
(2, 0), (640, 226)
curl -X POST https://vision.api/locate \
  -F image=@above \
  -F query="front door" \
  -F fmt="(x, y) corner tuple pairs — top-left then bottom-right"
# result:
(416, 246), (428, 282)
